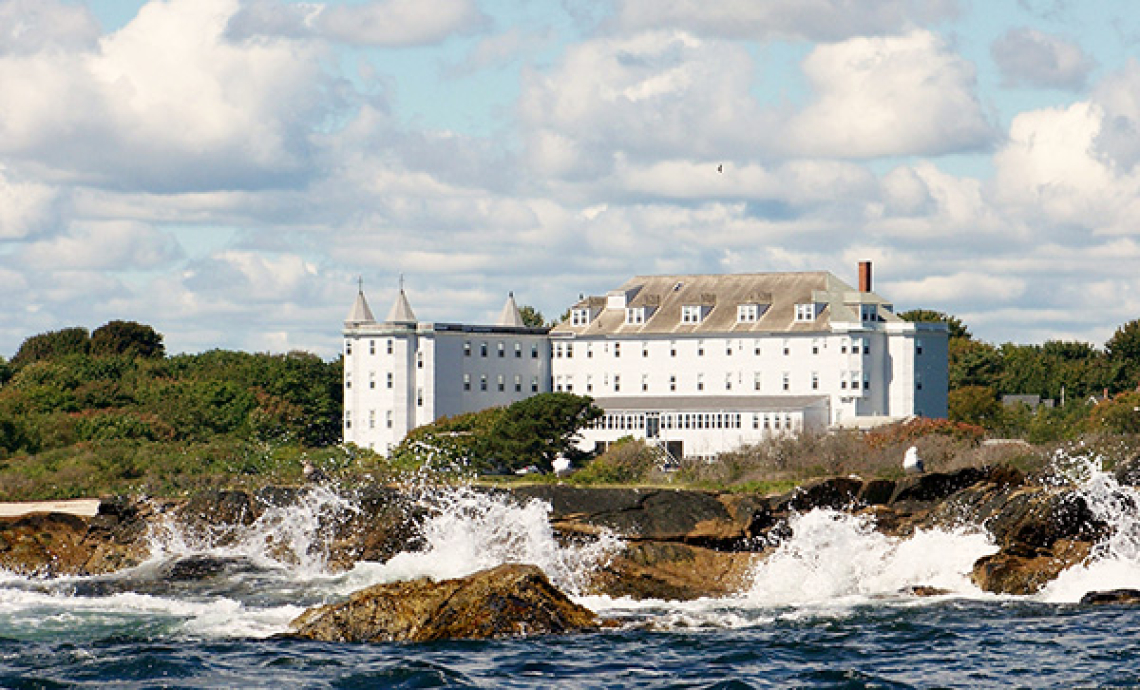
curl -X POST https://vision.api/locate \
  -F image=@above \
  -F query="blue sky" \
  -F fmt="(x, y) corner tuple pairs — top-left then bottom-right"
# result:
(2, 0), (1140, 358)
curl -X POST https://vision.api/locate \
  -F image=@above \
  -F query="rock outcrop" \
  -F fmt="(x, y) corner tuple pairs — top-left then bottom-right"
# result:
(288, 563), (598, 642)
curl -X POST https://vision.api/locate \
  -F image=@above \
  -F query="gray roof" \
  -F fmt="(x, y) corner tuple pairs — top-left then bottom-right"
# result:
(497, 293), (525, 327)
(385, 289), (417, 324)
(589, 395), (830, 412)
(551, 271), (900, 336)
(345, 289), (376, 326)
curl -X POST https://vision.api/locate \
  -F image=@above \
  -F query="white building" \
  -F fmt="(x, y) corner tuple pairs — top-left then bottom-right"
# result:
(342, 286), (551, 452)
(341, 263), (948, 460)
(550, 263), (947, 459)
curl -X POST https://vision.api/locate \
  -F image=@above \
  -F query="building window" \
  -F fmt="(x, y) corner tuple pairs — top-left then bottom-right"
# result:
(753, 372), (762, 391)
(531, 343), (539, 359)
(345, 341), (352, 356)
(571, 308), (590, 326)
(369, 372), (376, 389)
(625, 307), (645, 325)
(586, 375), (593, 393)
(344, 411), (351, 429)
(464, 341), (471, 357)
(812, 339), (820, 355)
(515, 375), (522, 392)
(498, 375), (505, 392)
(586, 344), (593, 358)
(841, 340), (848, 354)
(642, 344), (649, 358)
(566, 343), (573, 359)
(754, 342), (761, 356)
(737, 304), (759, 323)
(464, 374), (471, 391)
(345, 373), (351, 389)
(481, 342), (488, 357)
(795, 303), (816, 322)
(498, 342), (505, 358)
(811, 372), (819, 390)
(681, 305), (703, 324)
(480, 375), (488, 391)
(614, 342), (621, 358)
(861, 305), (877, 322)
(386, 410), (393, 429)
(725, 374), (732, 391)
(369, 340), (375, 355)
(917, 339), (924, 356)
(531, 377), (539, 393)
(642, 374), (649, 392)
(369, 410), (375, 429)
(783, 340), (790, 356)
(697, 340), (704, 356)
(916, 373), (924, 390)
(416, 351), (423, 369)
(670, 341), (677, 357)
(416, 389), (423, 406)
(566, 375), (573, 392)
(697, 374), (704, 392)
(387, 339), (393, 355)
(387, 372), (393, 389)
(515, 342), (522, 358)
(614, 375), (621, 392)
(726, 342), (733, 356)
(782, 372), (790, 391)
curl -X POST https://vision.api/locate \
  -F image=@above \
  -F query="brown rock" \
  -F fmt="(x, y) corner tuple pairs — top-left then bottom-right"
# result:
(587, 541), (756, 600)
(1080, 589), (1140, 605)
(288, 563), (598, 643)
(970, 539), (1092, 595)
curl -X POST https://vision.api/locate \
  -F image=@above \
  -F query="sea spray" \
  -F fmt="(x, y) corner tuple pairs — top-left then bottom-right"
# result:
(341, 484), (622, 595)
(743, 509), (996, 607)
(1037, 447), (1140, 602)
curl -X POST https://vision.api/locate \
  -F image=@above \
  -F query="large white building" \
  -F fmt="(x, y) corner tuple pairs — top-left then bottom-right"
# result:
(342, 263), (948, 459)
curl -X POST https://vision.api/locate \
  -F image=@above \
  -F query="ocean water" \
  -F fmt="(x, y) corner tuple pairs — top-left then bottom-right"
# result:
(4, 457), (1140, 689)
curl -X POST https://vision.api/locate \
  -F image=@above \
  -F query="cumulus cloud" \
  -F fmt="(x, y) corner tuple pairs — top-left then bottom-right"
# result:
(0, 166), (59, 239)
(0, 0), (100, 55)
(226, 0), (485, 45)
(1092, 61), (1140, 172)
(449, 27), (555, 75)
(0, 0), (335, 192)
(520, 31), (772, 177)
(609, 0), (959, 41)
(786, 30), (995, 158)
(18, 221), (182, 271)
(991, 28), (1094, 90)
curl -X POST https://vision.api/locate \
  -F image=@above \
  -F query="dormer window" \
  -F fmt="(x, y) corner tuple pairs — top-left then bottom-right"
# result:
(625, 307), (646, 325)
(861, 305), (877, 322)
(571, 308), (591, 326)
(794, 303), (817, 322)
(681, 305), (704, 324)
(737, 304), (761, 323)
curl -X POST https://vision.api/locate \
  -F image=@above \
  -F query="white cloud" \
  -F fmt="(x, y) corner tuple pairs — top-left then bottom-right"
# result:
(991, 28), (1094, 90)
(1092, 60), (1140, 172)
(450, 27), (555, 75)
(0, 0), (334, 191)
(19, 221), (182, 270)
(0, 0), (100, 55)
(610, 0), (959, 41)
(786, 30), (995, 158)
(316, 0), (486, 46)
(0, 166), (58, 239)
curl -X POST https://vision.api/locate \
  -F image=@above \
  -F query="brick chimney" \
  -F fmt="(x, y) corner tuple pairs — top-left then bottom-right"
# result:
(858, 261), (872, 292)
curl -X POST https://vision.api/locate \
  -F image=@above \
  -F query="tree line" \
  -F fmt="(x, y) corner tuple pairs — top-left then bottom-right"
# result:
(0, 321), (342, 459)
(900, 311), (1140, 440)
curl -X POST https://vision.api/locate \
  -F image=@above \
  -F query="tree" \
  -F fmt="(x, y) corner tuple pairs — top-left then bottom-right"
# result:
(517, 305), (546, 328)
(1106, 319), (1140, 391)
(948, 385), (1001, 428)
(90, 320), (165, 359)
(898, 310), (971, 340)
(949, 339), (1003, 389)
(11, 327), (89, 368)
(484, 393), (603, 472)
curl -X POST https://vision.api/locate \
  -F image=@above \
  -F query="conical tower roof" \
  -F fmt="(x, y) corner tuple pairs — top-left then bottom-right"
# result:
(497, 292), (525, 327)
(385, 288), (417, 324)
(345, 283), (376, 326)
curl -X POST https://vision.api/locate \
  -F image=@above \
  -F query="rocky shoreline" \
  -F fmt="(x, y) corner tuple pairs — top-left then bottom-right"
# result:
(1, 463), (1136, 640)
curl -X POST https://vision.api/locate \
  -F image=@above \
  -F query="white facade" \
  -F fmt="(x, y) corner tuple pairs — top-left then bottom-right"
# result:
(342, 289), (550, 453)
(341, 265), (948, 461)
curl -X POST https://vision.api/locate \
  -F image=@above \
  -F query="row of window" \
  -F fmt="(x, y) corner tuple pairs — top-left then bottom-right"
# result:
(462, 373), (541, 393)
(576, 302), (828, 327)
(588, 412), (799, 432)
(345, 371), (395, 389)
(462, 340), (541, 358)
(345, 339), (395, 356)
(553, 370), (864, 394)
(553, 338), (872, 359)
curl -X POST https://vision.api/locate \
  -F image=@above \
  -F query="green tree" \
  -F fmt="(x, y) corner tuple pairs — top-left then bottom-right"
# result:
(948, 385), (1001, 428)
(484, 393), (603, 472)
(949, 339), (1003, 389)
(517, 305), (546, 328)
(11, 327), (90, 368)
(90, 320), (165, 359)
(898, 310), (971, 340)
(1090, 391), (1140, 434)
(1106, 319), (1140, 391)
